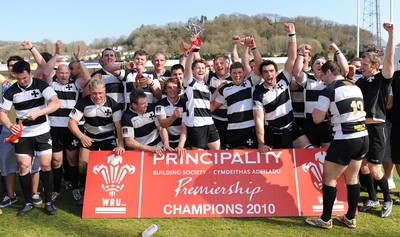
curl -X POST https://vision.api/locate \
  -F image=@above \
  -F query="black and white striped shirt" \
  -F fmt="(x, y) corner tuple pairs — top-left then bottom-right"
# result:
(315, 79), (368, 139)
(184, 77), (213, 127)
(215, 73), (261, 131)
(69, 95), (122, 141)
(48, 78), (82, 127)
(155, 97), (186, 146)
(118, 69), (160, 104)
(92, 69), (125, 108)
(297, 73), (326, 119)
(207, 72), (230, 122)
(0, 77), (57, 137)
(253, 70), (294, 129)
(121, 104), (163, 147)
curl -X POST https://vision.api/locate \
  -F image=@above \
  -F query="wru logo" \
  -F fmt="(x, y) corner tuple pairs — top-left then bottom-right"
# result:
(93, 154), (136, 197)
(302, 151), (326, 189)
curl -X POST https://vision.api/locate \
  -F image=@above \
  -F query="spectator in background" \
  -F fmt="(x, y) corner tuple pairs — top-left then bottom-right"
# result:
(205, 58), (215, 73)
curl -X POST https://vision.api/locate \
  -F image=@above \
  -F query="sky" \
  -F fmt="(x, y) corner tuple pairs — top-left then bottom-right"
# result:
(2, 0), (399, 45)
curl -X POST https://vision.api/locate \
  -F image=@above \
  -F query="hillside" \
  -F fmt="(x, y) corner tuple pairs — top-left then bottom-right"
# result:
(0, 13), (377, 63)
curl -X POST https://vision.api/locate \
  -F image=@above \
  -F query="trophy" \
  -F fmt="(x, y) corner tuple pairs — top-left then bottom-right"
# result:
(179, 17), (206, 54)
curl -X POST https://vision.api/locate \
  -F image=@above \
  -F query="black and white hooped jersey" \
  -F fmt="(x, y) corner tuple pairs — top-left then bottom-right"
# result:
(206, 72), (231, 122)
(48, 78), (82, 127)
(155, 97), (186, 145)
(69, 95), (122, 141)
(297, 72), (326, 119)
(92, 69), (125, 108)
(215, 73), (262, 131)
(0, 77), (57, 137)
(290, 81), (305, 119)
(121, 104), (163, 147)
(315, 79), (368, 140)
(184, 77), (213, 127)
(118, 69), (160, 104)
(252, 70), (294, 129)
(356, 72), (392, 122)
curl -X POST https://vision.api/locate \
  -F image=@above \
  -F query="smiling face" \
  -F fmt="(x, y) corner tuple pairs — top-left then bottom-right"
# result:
(230, 68), (244, 85)
(132, 97), (148, 114)
(152, 53), (166, 71)
(101, 49), (116, 64)
(213, 56), (228, 77)
(192, 61), (206, 82)
(360, 57), (379, 78)
(90, 86), (106, 105)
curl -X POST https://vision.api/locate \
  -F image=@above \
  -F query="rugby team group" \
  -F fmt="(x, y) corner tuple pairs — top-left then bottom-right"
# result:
(0, 21), (399, 230)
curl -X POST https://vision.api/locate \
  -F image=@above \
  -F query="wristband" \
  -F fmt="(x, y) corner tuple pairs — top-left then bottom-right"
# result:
(192, 47), (200, 52)
(288, 33), (296, 42)
(335, 50), (341, 55)
(298, 53), (304, 57)
(29, 46), (34, 51)
(251, 47), (257, 51)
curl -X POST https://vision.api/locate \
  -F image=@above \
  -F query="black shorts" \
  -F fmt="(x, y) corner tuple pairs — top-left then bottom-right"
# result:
(303, 119), (333, 146)
(365, 123), (387, 164)
(213, 119), (228, 148)
(265, 121), (305, 149)
(226, 127), (258, 149)
(15, 132), (53, 157)
(391, 122), (400, 164)
(326, 136), (369, 165)
(187, 124), (220, 149)
(51, 126), (81, 152)
(85, 138), (117, 151)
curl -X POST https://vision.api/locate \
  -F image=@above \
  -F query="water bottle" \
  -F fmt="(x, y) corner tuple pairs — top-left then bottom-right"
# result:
(142, 224), (158, 237)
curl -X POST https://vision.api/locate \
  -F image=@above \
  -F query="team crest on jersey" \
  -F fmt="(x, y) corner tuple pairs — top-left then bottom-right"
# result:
(103, 108), (112, 117)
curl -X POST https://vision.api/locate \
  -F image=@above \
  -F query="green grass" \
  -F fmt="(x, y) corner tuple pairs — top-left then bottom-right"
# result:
(1, 177), (399, 237)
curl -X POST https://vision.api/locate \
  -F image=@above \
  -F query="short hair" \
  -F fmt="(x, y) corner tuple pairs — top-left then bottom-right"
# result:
(191, 58), (206, 70)
(130, 89), (147, 104)
(41, 52), (53, 62)
(230, 62), (244, 72)
(88, 78), (105, 89)
(259, 60), (278, 73)
(101, 47), (115, 57)
(361, 46), (382, 66)
(321, 60), (341, 76)
(12, 60), (31, 74)
(152, 52), (166, 61)
(165, 77), (181, 90)
(170, 64), (184, 73)
(7, 55), (23, 67)
(133, 49), (149, 59)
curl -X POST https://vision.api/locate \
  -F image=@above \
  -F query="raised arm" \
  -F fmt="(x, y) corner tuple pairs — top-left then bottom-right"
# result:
(328, 43), (349, 77)
(21, 41), (46, 80)
(231, 35), (241, 63)
(382, 22), (395, 79)
(283, 23), (297, 74)
(242, 35), (254, 78)
(293, 45), (309, 84)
